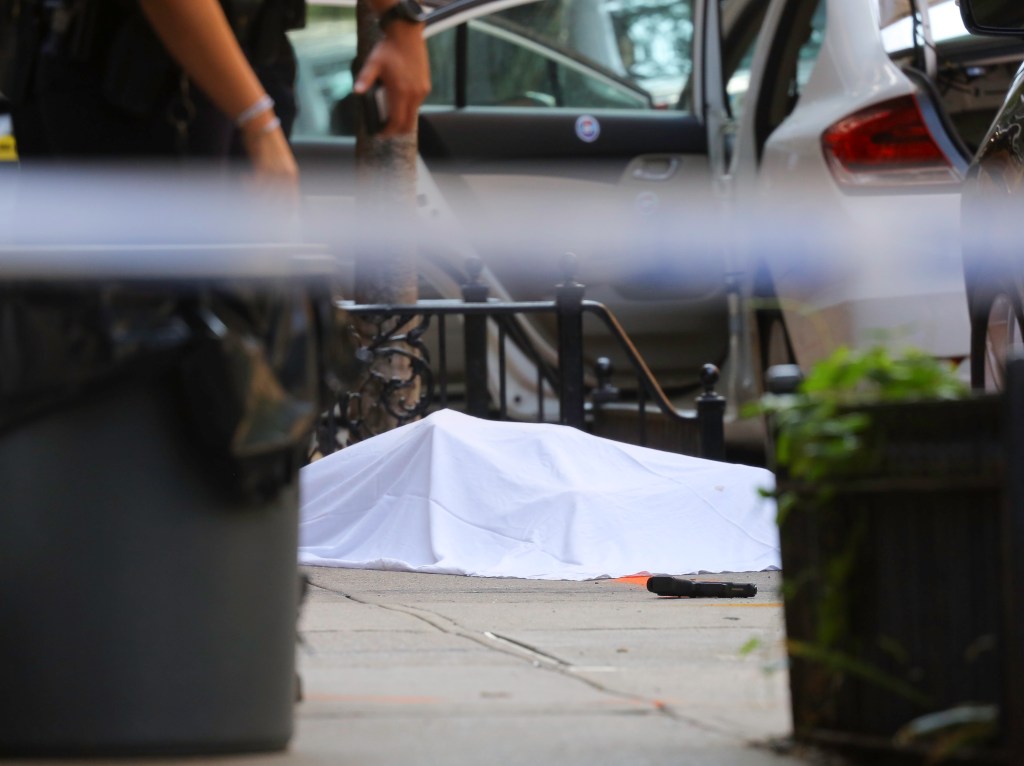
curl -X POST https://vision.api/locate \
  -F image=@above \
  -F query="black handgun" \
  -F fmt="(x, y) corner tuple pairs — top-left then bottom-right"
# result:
(647, 577), (757, 598)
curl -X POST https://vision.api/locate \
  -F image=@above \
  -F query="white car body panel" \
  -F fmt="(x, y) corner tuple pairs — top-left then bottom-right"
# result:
(731, 0), (971, 372)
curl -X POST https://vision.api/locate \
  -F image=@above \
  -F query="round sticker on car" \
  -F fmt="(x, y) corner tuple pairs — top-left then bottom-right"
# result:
(575, 115), (600, 143)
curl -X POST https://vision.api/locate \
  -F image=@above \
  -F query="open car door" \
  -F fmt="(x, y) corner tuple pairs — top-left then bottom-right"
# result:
(414, 0), (731, 395)
(290, 0), (730, 398)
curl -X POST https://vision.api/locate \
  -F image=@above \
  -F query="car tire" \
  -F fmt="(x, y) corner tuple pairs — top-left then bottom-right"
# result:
(971, 291), (1024, 392)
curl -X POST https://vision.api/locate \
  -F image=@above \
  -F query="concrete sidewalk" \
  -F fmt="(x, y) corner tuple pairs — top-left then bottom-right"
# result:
(284, 567), (809, 766)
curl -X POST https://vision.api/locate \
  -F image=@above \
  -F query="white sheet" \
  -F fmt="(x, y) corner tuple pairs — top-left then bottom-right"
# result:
(298, 410), (780, 580)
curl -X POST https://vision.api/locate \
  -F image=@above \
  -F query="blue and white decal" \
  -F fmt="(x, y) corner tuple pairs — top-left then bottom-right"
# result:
(575, 115), (601, 143)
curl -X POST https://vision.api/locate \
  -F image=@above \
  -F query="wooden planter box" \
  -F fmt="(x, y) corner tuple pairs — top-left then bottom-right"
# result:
(777, 395), (1020, 762)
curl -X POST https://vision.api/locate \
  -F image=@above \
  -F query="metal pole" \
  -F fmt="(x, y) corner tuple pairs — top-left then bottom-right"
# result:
(556, 253), (585, 429)
(438, 314), (448, 409)
(696, 363), (726, 460)
(462, 257), (490, 418)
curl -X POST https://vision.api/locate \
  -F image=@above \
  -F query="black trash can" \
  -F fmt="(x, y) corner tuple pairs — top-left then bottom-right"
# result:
(0, 244), (331, 756)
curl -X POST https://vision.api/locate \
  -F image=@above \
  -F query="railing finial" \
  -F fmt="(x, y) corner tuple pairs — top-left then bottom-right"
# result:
(462, 257), (489, 304)
(560, 252), (581, 287)
(592, 357), (620, 407)
(464, 256), (483, 285)
(700, 363), (721, 396)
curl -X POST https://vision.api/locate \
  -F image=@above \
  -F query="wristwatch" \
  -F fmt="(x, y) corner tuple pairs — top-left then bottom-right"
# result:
(378, 0), (427, 30)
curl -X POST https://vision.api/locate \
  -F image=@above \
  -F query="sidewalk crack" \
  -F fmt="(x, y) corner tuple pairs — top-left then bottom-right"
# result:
(306, 581), (726, 734)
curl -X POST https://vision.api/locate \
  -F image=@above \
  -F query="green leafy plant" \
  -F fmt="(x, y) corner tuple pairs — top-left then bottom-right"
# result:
(749, 344), (969, 490)
(744, 345), (990, 758)
(748, 343), (970, 638)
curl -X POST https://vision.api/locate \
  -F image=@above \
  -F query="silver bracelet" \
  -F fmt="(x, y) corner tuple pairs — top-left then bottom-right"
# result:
(255, 116), (282, 136)
(236, 94), (275, 128)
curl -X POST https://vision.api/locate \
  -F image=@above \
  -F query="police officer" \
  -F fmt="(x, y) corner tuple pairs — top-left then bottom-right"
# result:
(0, 0), (432, 487)
(5, 0), (430, 183)
(1, 0), (431, 465)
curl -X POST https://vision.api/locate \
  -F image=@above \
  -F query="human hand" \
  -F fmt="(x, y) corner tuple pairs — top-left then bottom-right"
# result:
(353, 20), (430, 137)
(240, 120), (301, 224)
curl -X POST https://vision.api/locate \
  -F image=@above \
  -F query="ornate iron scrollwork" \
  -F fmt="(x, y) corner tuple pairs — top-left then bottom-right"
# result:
(311, 311), (433, 458)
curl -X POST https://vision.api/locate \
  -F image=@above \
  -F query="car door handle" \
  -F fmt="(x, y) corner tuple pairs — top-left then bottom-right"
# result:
(631, 156), (679, 181)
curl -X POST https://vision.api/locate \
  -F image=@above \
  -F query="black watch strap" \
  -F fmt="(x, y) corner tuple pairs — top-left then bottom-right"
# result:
(378, 0), (426, 30)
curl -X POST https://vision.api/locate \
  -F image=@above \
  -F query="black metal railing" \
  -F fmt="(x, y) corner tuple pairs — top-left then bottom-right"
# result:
(315, 255), (726, 461)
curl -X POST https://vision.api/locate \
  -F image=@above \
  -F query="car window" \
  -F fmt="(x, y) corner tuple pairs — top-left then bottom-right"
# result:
(422, 0), (696, 112)
(487, 0), (696, 109)
(425, 27), (456, 107)
(291, 0), (671, 137)
(721, 0), (772, 122)
(602, 0), (696, 106)
(288, 5), (357, 138)
(452, 18), (653, 109)
(879, 0), (970, 53)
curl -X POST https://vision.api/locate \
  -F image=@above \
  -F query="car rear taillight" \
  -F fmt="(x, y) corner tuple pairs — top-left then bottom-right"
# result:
(821, 95), (960, 189)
